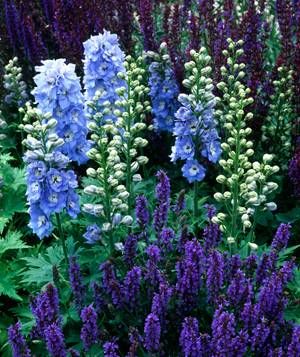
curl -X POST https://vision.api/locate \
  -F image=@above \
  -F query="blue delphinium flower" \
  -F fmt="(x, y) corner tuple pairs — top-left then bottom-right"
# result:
(83, 224), (102, 244)
(32, 59), (90, 164)
(83, 30), (125, 122)
(171, 93), (221, 183)
(148, 50), (180, 132)
(171, 49), (222, 183)
(23, 106), (80, 239)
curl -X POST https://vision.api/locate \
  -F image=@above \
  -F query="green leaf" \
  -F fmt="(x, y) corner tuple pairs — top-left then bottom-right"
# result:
(0, 231), (29, 256)
(276, 207), (300, 223)
(0, 266), (22, 301)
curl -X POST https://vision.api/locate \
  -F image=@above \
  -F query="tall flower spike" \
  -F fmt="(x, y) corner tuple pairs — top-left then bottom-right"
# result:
(112, 54), (150, 211)
(214, 39), (279, 246)
(145, 245), (161, 287)
(3, 57), (28, 106)
(44, 323), (67, 357)
(32, 59), (90, 164)
(100, 261), (123, 307)
(124, 234), (138, 267)
(30, 284), (60, 338)
(123, 266), (142, 309)
(147, 43), (180, 132)
(176, 239), (205, 306)
(135, 195), (150, 230)
(211, 305), (248, 356)
(203, 205), (222, 252)
(138, 0), (157, 52)
(80, 305), (99, 351)
(171, 47), (221, 184)
(287, 326), (300, 356)
(261, 66), (294, 168)
(153, 170), (171, 233)
(103, 340), (120, 357)
(22, 104), (80, 238)
(144, 313), (161, 353)
(8, 322), (31, 357)
(206, 250), (224, 304)
(83, 30), (125, 122)
(179, 317), (202, 357)
(289, 142), (300, 198)
(69, 256), (85, 313)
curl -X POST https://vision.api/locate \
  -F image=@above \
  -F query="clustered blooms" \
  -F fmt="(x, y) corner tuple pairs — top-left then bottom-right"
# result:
(7, 322), (31, 357)
(22, 103), (80, 238)
(171, 48), (221, 183)
(147, 43), (180, 132)
(261, 66), (295, 168)
(83, 47), (150, 246)
(213, 39), (279, 244)
(289, 141), (300, 197)
(9, 189), (299, 356)
(3, 57), (28, 106)
(32, 58), (90, 164)
(83, 31), (125, 122)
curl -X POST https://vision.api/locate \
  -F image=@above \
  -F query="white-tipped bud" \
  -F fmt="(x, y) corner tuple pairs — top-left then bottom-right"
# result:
(102, 223), (112, 232)
(132, 174), (142, 182)
(118, 191), (130, 200)
(227, 237), (235, 244)
(214, 192), (223, 202)
(121, 215), (133, 226)
(248, 242), (258, 250)
(265, 202), (277, 211)
(216, 175), (226, 184)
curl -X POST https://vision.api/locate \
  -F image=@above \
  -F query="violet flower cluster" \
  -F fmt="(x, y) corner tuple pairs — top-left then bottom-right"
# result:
(8, 173), (300, 356)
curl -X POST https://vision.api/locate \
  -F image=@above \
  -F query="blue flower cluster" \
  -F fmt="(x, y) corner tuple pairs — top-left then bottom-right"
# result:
(148, 61), (179, 132)
(32, 59), (90, 164)
(26, 154), (80, 238)
(83, 31), (125, 121)
(171, 93), (221, 183)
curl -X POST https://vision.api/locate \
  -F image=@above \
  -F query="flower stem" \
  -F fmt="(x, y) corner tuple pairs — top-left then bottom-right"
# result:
(55, 213), (68, 266)
(194, 181), (199, 218)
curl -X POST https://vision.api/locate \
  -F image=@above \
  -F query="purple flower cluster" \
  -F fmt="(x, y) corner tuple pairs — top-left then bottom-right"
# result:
(176, 239), (205, 305)
(80, 305), (99, 351)
(44, 323), (66, 357)
(19, 220), (298, 355)
(135, 195), (149, 230)
(8, 322), (31, 357)
(123, 267), (142, 309)
(289, 144), (300, 197)
(179, 317), (202, 356)
(153, 170), (171, 233)
(30, 284), (60, 339)
(144, 313), (161, 352)
(69, 256), (85, 313)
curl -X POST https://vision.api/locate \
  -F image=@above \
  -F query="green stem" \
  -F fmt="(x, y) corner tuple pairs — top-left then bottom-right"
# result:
(55, 213), (68, 266)
(194, 181), (199, 218)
